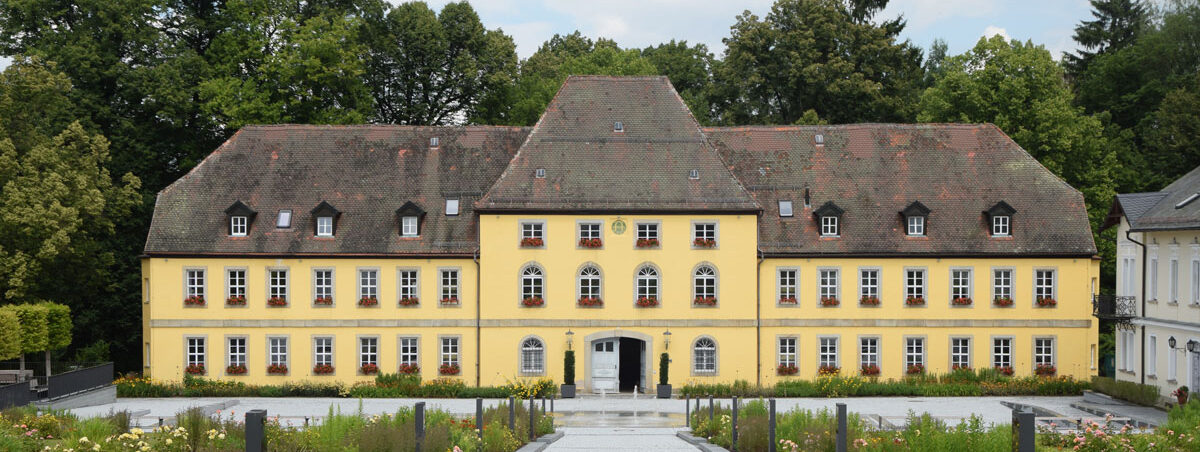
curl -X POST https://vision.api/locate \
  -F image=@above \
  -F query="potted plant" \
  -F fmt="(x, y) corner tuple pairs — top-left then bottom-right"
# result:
(360, 363), (379, 375)
(779, 296), (797, 305)
(398, 363), (420, 375)
(820, 297), (839, 307)
(993, 296), (1014, 307)
(578, 238), (602, 248)
(440, 296), (459, 305)
(860, 364), (881, 376)
(267, 364), (288, 375)
(1035, 364), (1056, 377)
(185, 364), (206, 375)
(439, 363), (461, 375)
(1036, 297), (1057, 307)
(636, 238), (659, 248)
(561, 350), (576, 398)
(906, 363), (925, 375)
(520, 237), (544, 247)
(636, 296), (659, 307)
(398, 296), (419, 306)
(267, 296), (288, 307)
(577, 296), (603, 307)
(995, 366), (1015, 376)
(314, 296), (332, 306)
(226, 364), (247, 375)
(818, 365), (840, 376)
(693, 296), (717, 306)
(358, 296), (379, 307)
(184, 295), (206, 306)
(657, 352), (671, 399)
(226, 295), (247, 306)
(859, 295), (880, 306)
(952, 297), (973, 306)
(522, 296), (545, 307)
(313, 364), (334, 375)
(693, 238), (716, 248)
(777, 364), (798, 375)
(905, 296), (925, 306)
(1174, 386), (1189, 405)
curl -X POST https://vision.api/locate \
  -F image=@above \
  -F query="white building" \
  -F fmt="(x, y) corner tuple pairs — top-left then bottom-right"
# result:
(1105, 166), (1200, 399)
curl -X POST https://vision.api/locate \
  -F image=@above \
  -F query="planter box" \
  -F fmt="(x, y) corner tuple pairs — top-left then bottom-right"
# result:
(657, 384), (672, 399)
(561, 384), (576, 399)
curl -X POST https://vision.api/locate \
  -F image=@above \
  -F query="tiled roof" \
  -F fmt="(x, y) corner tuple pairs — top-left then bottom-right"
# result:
(477, 76), (759, 212)
(1112, 165), (1200, 231)
(144, 125), (529, 256)
(704, 124), (1098, 256)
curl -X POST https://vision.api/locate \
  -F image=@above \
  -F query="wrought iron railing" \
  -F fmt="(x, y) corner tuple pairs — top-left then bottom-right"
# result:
(1093, 295), (1137, 319)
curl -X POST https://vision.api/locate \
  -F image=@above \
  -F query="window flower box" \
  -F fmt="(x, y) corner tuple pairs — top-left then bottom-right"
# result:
(906, 364), (925, 375)
(905, 296), (925, 306)
(399, 297), (419, 306)
(520, 237), (544, 247)
(636, 296), (659, 307)
(313, 296), (332, 306)
(313, 364), (334, 375)
(1034, 364), (1056, 377)
(860, 364), (881, 376)
(993, 296), (1014, 307)
(226, 295), (246, 306)
(636, 238), (660, 248)
(226, 364), (247, 375)
(267, 364), (288, 375)
(693, 238), (716, 248)
(579, 238), (602, 248)
(818, 365), (840, 376)
(360, 363), (379, 375)
(358, 296), (379, 307)
(995, 366), (1014, 376)
(184, 295), (206, 306)
(267, 296), (288, 307)
(779, 296), (797, 305)
(185, 364), (206, 375)
(440, 297), (459, 306)
(952, 297), (973, 306)
(1036, 297), (1057, 307)
(859, 296), (880, 306)
(777, 364), (798, 376)
(398, 363), (420, 375)
(951, 364), (971, 372)
(439, 363), (461, 375)
(522, 296), (544, 307)
(820, 297), (839, 307)
(693, 296), (717, 306)
(578, 296), (603, 307)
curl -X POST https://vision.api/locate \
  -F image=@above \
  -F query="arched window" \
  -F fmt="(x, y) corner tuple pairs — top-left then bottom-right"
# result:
(693, 337), (717, 374)
(520, 337), (545, 374)
(694, 265), (717, 302)
(521, 265), (544, 302)
(637, 266), (659, 301)
(578, 266), (601, 301)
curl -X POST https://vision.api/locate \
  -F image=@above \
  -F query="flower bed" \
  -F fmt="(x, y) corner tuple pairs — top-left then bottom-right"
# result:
(951, 297), (973, 306)
(521, 296), (544, 307)
(993, 296), (1013, 307)
(440, 363), (461, 375)
(818, 365), (840, 376)
(577, 296), (603, 307)
(398, 363), (420, 375)
(906, 363), (925, 375)
(693, 296), (717, 306)
(226, 295), (246, 306)
(636, 238), (659, 248)
(185, 364), (206, 375)
(267, 364), (288, 375)
(859, 295), (880, 306)
(860, 364), (880, 376)
(358, 296), (379, 307)
(777, 364), (798, 376)
(905, 296), (925, 306)
(314, 296), (332, 306)
(440, 297), (459, 306)
(226, 364), (247, 375)
(399, 296), (419, 306)
(779, 296), (797, 305)
(184, 295), (206, 306)
(693, 238), (716, 248)
(360, 363), (379, 375)
(1034, 364), (1056, 376)
(1036, 297), (1057, 307)
(267, 296), (288, 307)
(820, 297), (839, 307)
(313, 364), (334, 375)
(636, 296), (659, 307)
(520, 237), (543, 247)
(578, 238), (602, 248)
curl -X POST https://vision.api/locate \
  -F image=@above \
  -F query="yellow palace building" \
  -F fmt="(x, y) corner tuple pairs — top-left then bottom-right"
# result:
(141, 76), (1100, 392)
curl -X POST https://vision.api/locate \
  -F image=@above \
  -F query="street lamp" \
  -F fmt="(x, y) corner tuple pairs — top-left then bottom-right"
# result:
(663, 329), (672, 349)
(1170, 337), (1177, 349)
(1188, 340), (1198, 354)
(566, 329), (574, 351)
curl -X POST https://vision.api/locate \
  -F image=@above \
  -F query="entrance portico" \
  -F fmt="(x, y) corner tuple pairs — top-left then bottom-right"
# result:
(583, 330), (653, 393)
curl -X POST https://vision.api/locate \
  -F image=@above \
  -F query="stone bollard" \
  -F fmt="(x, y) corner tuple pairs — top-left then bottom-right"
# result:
(836, 403), (847, 452)
(476, 398), (484, 450)
(508, 397), (516, 431)
(415, 402), (426, 452)
(731, 396), (739, 452)
(685, 396), (691, 428)
(1012, 407), (1035, 452)
(245, 409), (266, 452)
(709, 395), (714, 423)
(769, 399), (776, 452)
(528, 397), (536, 441)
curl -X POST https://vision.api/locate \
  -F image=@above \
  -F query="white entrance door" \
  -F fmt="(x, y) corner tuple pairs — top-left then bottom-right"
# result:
(1191, 350), (1200, 395)
(592, 339), (619, 393)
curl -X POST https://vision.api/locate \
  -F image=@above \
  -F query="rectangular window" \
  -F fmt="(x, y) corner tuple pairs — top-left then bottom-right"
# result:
(951, 338), (971, 369)
(992, 215), (1010, 236)
(993, 338), (1012, 369)
(860, 337), (879, 368)
(441, 337), (460, 366)
(992, 269), (1012, 301)
(636, 223), (659, 242)
(819, 337), (838, 368)
(521, 222), (543, 240)
(313, 270), (333, 301)
(227, 337), (246, 368)
(269, 337), (287, 367)
(227, 269), (246, 300)
(187, 337), (205, 367)
(316, 216), (333, 236)
(693, 222), (716, 245)
(907, 216), (924, 236)
(819, 269), (839, 301)
(859, 269), (879, 301)
(1035, 269), (1055, 301)
(951, 269), (972, 301)
(186, 269), (205, 299)
(1148, 335), (1157, 376)
(821, 216), (839, 236)
(578, 222), (601, 240)
(778, 337), (797, 368)
(400, 337), (419, 366)
(1192, 260), (1200, 303)
(269, 269), (288, 301)
(440, 269), (460, 302)
(905, 269), (925, 300)
(231, 216), (247, 236)
(401, 216), (418, 236)
(1168, 336), (1177, 379)
(905, 337), (925, 369)
(445, 199), (459, 216)
(276, 209), (292, 228)
(779, 200), (794, 217)
(1034, 338), (1055, 367)
(314, 337), (333, 367)
(359, 337), (378, 367)
(359, 269), (378, 300)
(399, 270), (418, 300)
(1171, 258), (1179, 301)
(1149, 256), (1158, 300)
(778, 269), (798, 302)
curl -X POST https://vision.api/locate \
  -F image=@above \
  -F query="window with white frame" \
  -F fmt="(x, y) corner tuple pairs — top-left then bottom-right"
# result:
(778, 337), (797, 368)
(778, 269), (798, 302)
(227, 337), (246, 369)
(276, 209), (292, 228)
(905, 337), (924, 369)
(860, 337), (879, 368)
(316, 216), (333, 237)
(694, 266), (717, 300)
(1149, 255), (1158, 300)
(820, 216), (839, 236)
(636, 223), (659, 243)
(399, 270), (418, 300)
(1168, 336), (1177, 379)
(693, 338), (716, 374)
(231, 216), (248, 236)
(440, 269), (459, 301)
(1035, 269), (1055, 301)
(637, 266), (659, 300)
(1034, 338), (1055, 367)
(951, 269), (971, 301)
(819, 269), (839, 302)
(187, 337), (205, 367)
(520, 337), (545, 374)
(400, 337), (418, 366)
(905, 269), (925, 300)
(227, 269), (246, 300)
(314, 337), (333, 367)
(521, 266), (544, 301)
(951, 338), (971, 369)
(445, 199), (459, 216)
(1120, 330), (1135, 371)
(521, 222), (544, 240)
(269, 337), (287, 367)
(401, 216), (419, 236)
(819, 337), (838, 368)
(1171, 258), (1180, 301)
(907, 216), (925, 236)
(779, 200), (794, 217)
(186, 269), (205, 300)
(993, 338), (1012, 368)
(441, 337), (460, 367)
(693, 222), (716, 245)
(314, 270), (333, 302)
(359, 269), (378, 300)
(578, 266), (601, 300)
(269, 269), (288, 301)
(360, 337), (378, 367)
(1192, 259), (1200, 303)
(578, 222), (601, 241)
(860, 269), (879, 300)
(992, 269), (1012, 301)
(1148, 335), (1157, 376)
(992, 215), (1010, 236)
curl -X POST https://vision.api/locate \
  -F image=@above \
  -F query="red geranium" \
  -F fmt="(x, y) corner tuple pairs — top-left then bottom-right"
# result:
(693, 238), (716, 248)
(636, 296), (659, 307)
(398, 363), (420, 375)
(1036, 297), (1057, 307)
(313, 364), (334, 375)
(314, 296), (333, 306)
(993, 297), (1014, 307)
(267, 296), (288, 307)
(579, 238), (602, 248)
(520, 237), (544, 247)
(779, 296), (797, 305)
(952, 297), (973, 306)
(226, 364), (247, 375)
(578, 296), (603, 307)
(360, 363), (379, 375)
(859, 296), (880, 306)
(226, 295), (247, 306)
(820, 297), (839, 307)
(184, 295), (206, 306)
(860, 364), (881, 376)
(522, 296), (544, 307)
(906, 364), (925, 375)
(1034, 364), (1056, 376)
(818, 365), (840, 376)
(439, 363), (461, 375)
(693, 296), (717, 306)
(905, 296), (925, 306)
(636, 238), (660, 248)
(399, 296), (419, 306)
(358, 296), (379, 307)
(777, 364), (798, 375)
(267, 364), (288, 375)
(995, 366), (1014, 376)
(185, 364), (206, 375)
(440, 297), (459, 305)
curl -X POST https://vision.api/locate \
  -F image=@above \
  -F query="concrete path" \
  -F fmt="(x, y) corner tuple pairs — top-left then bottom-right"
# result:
(544, 428), (695, 452)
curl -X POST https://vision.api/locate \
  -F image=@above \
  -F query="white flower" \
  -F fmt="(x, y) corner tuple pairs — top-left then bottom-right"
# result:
(166, 438), (173, 445)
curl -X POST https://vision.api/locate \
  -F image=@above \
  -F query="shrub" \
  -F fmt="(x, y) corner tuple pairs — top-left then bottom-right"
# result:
(659, 352), (669, 385)
(7, 304), (48, 354)
(1090, 376), (1160, 406)
(41, 303), (71, 351)
(564, 350), (575, 385)
(0, 309), (21, 360)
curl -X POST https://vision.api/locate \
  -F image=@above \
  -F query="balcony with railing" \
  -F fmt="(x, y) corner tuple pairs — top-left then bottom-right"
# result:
(1092, 295), (1137, 320)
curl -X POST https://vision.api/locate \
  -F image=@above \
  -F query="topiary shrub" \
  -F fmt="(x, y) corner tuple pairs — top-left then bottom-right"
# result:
(41, 303), (71, 351)
(9, 304), (48, 354)
(659, 352), (669, 385)
(564, 350), (575, 385)
(0, 309), (20, 360)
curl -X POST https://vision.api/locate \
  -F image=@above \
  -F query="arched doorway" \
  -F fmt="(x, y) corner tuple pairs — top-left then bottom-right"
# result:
(584, 330), (652, 393)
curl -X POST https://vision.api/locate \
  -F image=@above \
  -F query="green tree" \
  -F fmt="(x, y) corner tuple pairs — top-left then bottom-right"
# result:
(1064, 0), (1149, 80)
(1141, 81), (1200, 188)
(715, 0), (924, 125)
(0, 309), (19, 361)
(641, 40), (718, 123)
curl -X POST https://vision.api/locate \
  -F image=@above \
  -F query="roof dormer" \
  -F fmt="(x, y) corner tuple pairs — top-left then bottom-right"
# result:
(311, 201), (340, 237)
(901, 201), (930, 236)
(813, 201), (843, 237)
(986, 201), (1016, 237)
(396, 201), (426, 237)
(224, 200), (257, 237)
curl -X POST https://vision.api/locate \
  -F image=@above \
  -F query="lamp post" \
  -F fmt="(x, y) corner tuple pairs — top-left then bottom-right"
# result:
(1170, 337), (1177, 349)
(663, 329), (672, 350)
(566, 329), (574, 351)
(1188, 340), (1198, 353)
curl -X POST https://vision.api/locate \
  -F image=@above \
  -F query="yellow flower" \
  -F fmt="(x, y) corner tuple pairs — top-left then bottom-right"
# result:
(165, 438), (173, 445)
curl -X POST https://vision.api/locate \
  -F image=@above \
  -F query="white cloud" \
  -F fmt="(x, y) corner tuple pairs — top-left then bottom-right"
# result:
(882, 0), (998, 32)
(983, 25), (1010, 41)
(0, 56), (9, 70)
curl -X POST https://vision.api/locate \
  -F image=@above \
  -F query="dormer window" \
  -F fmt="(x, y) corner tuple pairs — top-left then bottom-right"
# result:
(225, 200), (256, 236)
(445, 199), (460, 216)
(821, 216), (838, 236)
(316, 217), (333, 237)
(430, 137), (439, 148)
(907, 216), (924, 236)
(276, 210), (292, 229)
(395, 201), (426, 237)
(614, 121), (624, 132)
(992, 216), (1010, 236)
(779, 200), (794, 217)
(231, 216), (248, 236)
(901, 201), (930, 237)
(401, 216), (418, 236)
(813, 201), (844, 237)
(986, 201), (1016, 237)
(689, 169), (699, 180)
(535, 168), (545, 179)
(310, 201), (339, 237)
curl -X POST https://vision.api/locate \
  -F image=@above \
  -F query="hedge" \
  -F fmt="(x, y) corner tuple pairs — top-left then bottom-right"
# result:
(681, 372), (1090, 398)
(7, 304), (48, 354)
(1090, 376), (1161, 406)
(0, 309), (21, 360)
(41, 302), (72, 350)
(115, 373), (558, 399)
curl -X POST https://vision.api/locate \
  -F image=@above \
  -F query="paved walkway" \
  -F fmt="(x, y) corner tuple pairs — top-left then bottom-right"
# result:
(545, 428), (695, 452)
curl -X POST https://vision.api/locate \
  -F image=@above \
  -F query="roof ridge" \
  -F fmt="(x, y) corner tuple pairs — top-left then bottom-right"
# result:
(702, 123), (993, 131)
(239, 124), (530, 130)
